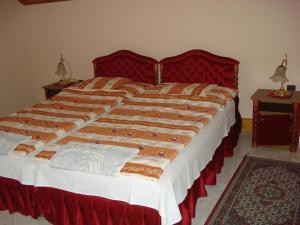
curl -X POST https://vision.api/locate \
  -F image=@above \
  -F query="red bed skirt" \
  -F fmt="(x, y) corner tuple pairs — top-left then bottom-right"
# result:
(0, 103), (241, 225)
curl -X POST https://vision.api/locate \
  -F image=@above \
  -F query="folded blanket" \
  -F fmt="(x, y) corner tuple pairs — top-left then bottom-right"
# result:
(50, 142), (139, 176)
(0, 131), (31, 155)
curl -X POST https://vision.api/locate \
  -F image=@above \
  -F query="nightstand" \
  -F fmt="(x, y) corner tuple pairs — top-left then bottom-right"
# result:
(251, 89), (300, 152)
(42, 80), (82, 99)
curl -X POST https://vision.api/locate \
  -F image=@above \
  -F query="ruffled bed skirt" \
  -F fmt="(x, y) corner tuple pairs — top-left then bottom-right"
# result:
(0, 107), (241, 225)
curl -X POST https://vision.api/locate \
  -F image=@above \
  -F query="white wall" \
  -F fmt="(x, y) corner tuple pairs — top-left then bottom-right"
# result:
(1, 0), (300, 118)
(0, 0), (35, 116)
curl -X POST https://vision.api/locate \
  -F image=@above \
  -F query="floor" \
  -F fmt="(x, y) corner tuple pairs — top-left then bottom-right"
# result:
(1, 132), (299, 225)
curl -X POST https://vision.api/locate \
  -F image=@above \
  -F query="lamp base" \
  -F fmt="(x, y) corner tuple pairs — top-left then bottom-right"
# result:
(269, 88), (293, 98)
(57, 79), (76, 88)
(59, 79), (72, 85)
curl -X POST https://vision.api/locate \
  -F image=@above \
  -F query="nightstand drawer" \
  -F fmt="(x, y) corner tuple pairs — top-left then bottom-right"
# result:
(259, 102), (293, 114)
(257, 114), (292, 145)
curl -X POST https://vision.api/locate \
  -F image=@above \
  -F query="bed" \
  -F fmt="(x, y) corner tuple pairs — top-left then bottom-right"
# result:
(0, 49), (241, 225)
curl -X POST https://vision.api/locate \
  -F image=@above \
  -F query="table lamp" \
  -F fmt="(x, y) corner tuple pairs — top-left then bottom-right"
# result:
(55, 54), (72, 84)
(269, 54), (290, 97)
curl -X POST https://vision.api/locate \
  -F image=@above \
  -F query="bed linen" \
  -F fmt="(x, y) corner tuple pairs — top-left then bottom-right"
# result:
(50, 142), (139, 176)
(0, 99), (235, 225)
(0, 88), (130, 156)
(145, 83), (237, 100)
(0, 132), (30, 155)
(35, 92), (229, 180)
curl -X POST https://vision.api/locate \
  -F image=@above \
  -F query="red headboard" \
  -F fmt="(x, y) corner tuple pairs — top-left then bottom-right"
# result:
(92, 50), (158, 85)
(159, 50), (239, 89)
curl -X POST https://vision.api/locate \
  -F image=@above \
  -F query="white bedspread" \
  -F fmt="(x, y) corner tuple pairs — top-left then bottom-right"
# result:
(0, 132), (30, 155)
(50, 142), (139, 176)
(0, 100), (236, 225)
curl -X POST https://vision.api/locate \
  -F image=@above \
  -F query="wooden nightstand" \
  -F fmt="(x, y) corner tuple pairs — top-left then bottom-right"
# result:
(251, 89), (300, 152)
(42, 80), (82, 99)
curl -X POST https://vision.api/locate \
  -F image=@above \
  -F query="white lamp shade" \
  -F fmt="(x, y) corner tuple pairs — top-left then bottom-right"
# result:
(270, 65), (288, 83)
(55, 55), (72, 82)
(55, 62), (67, 77)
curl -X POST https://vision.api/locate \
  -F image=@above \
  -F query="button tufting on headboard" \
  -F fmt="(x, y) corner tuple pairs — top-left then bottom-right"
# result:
(92, 50), (158, 85)
(159, 50), (239, 89)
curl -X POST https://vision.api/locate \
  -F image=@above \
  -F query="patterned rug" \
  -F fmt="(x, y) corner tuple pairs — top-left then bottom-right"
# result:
(205, 155), (300, 225)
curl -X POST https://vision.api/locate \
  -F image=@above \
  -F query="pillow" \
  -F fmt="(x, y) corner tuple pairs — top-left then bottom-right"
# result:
(71, 77), (132, 90)
(144, 82), (237, 101)
(118, 82), (154, 95)
(145, 83), (216, 95)
(199, 85), (238, 100)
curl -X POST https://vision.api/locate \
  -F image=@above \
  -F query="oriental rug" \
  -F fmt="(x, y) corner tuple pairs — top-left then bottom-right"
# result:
(205, 155), (300, 225)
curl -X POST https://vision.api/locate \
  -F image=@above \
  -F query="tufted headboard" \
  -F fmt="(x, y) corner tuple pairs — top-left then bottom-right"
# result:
(159, 50), (239, 89)
(92, 50), (158, 85)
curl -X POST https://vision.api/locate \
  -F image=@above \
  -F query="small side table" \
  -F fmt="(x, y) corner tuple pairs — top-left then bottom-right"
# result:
(43, 80), (81, 99)
(251, 89), (300, 152)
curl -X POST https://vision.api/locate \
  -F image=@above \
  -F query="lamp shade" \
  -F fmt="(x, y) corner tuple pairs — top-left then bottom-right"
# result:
(268, 54), (291, 97)
(55, 62), (67, 77)
(270, 55), (288, 84)
(270, 64), (288, 83)
(55, 55), (72, 82)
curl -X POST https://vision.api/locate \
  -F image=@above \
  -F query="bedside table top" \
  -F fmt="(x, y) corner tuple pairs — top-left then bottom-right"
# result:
(43, 80), (81, 90)
(251, 89), (300, 104)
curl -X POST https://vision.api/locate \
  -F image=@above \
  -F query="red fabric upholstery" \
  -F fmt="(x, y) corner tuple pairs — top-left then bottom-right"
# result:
(35, 188), (161, 225)
(0, 177), (40, 218)
(159, 50), (239, 89)
(93, 50), (158, 85)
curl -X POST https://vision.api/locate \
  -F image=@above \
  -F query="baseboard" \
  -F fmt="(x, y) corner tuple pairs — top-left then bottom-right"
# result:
(242, 118), (252, 133)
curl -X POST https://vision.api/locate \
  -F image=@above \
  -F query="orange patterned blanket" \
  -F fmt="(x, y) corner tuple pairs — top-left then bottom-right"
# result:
(35, 93), (228, 180)
(0, 89), (129, 155)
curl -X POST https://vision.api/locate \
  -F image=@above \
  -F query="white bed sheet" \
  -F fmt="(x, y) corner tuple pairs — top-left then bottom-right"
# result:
(0, 100), (236, 225)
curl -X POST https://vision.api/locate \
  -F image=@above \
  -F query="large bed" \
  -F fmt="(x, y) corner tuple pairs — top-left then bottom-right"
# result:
(0, 49), (241, 225)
